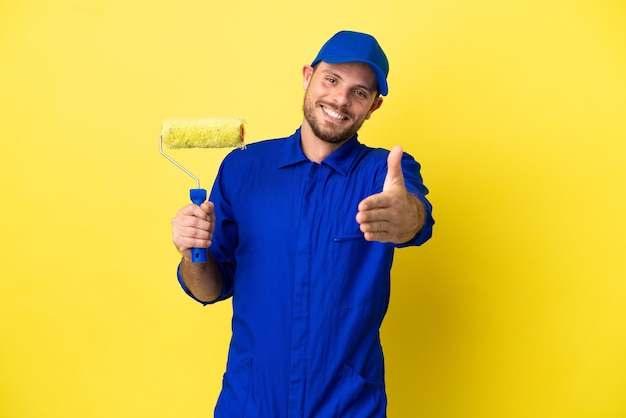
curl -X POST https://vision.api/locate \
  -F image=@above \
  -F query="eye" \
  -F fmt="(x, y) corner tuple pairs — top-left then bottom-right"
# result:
(325, 77), (337, 85)
(354, 89), (368, 99)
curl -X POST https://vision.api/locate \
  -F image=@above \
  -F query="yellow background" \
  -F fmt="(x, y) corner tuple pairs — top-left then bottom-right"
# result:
(1, 0), (625, 417)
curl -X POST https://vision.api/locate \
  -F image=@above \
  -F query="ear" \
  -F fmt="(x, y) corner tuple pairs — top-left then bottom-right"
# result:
(365, 96), (383, 120)
(302, 65), (314, 90)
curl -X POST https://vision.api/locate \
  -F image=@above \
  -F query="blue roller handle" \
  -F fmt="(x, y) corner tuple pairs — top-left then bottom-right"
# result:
(190, 188), (208, 263)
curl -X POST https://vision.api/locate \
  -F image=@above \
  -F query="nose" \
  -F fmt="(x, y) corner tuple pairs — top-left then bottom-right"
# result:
(330, 87), (351, 108)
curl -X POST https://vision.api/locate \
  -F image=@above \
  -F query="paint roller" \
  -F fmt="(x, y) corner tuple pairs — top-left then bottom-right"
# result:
(160, 118), (245, 263)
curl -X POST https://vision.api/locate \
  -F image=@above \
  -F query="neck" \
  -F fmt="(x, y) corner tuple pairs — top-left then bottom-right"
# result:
(300, 120), (346, 164)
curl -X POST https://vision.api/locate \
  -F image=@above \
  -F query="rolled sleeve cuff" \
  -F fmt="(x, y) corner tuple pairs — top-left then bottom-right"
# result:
(176, 262), (232, 306)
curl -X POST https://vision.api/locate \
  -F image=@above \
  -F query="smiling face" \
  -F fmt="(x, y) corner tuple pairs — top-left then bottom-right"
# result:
(302, 61), (383, 146)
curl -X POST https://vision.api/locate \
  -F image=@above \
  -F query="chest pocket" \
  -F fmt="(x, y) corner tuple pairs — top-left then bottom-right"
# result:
(332, 235), (391, 309)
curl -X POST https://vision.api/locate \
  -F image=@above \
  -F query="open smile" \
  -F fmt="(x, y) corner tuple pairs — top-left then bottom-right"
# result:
(321, 105), (349, 122)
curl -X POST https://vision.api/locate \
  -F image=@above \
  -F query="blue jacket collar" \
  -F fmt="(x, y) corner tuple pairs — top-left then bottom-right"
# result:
(279, 127), (361, 177)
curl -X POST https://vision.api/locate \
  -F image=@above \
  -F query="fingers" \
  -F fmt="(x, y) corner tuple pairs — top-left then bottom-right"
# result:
(357, 216), (392, 242)
(356, 204), (395, 242)
(356, 194), (394, 242)
(356, 193), (424, 244)
(172, 202), (216, 254)
(357, 185), (403, 222)
(356, 205), (408, 243)
(357, 192), (388, 212)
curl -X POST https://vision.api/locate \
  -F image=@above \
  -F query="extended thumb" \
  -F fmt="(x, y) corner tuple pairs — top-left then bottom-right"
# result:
(383, 146), (405, 191)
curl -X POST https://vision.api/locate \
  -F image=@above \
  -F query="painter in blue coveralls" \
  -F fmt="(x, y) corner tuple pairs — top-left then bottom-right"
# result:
(171, 30), (435, 417)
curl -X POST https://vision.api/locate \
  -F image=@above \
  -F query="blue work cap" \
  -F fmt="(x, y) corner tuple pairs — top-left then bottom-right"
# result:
(311, 30), (389, 96)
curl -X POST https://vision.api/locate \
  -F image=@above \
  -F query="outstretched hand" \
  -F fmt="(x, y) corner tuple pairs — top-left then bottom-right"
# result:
(356, 146), (425, 243)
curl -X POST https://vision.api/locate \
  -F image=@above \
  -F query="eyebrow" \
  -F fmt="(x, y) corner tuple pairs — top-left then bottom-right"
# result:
(321, 69), (376, 94)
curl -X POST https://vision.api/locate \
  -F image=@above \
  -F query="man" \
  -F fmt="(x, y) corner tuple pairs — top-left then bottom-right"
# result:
(171, 30), (434, 417)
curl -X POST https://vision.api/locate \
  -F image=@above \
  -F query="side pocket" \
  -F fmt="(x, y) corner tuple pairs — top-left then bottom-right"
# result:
(214, 358), (252, 418)
(337, 364), (387, 418)
(332, 236), (390, 309)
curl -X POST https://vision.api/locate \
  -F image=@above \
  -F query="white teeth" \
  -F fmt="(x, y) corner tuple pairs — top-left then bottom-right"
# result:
(322, 106), (346, 120)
